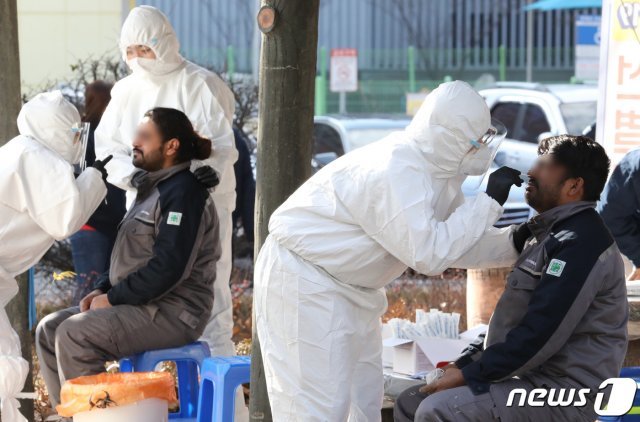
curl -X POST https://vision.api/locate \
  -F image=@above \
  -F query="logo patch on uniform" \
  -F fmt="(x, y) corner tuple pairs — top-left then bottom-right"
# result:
(546, 259), (566, 277)
(167, 212), (183, 226)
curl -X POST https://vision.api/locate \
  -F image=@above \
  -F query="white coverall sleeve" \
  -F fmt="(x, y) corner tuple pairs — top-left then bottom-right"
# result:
(94, 85), (137, 192)
(358, 170), (504, 276)
(209, 73), (235, 124)
(188, 82), (238, 197)
(26, 168), (107, 241)
(450, 226), (519, 269)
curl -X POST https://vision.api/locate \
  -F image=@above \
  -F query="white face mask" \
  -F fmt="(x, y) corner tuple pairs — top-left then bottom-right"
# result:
(126, 57), (157, 75)
(459, 142), (495, 176)
(126, 56), (182, 77)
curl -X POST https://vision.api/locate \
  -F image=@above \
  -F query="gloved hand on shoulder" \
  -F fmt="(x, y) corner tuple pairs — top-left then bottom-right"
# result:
(194, 165), (220, 189)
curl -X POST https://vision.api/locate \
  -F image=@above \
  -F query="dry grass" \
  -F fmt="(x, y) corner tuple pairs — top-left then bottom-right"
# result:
(384, 269), (467, 327)
(228, 267), (468, 340)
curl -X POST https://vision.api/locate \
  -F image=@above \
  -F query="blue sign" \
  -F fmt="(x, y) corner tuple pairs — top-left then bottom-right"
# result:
(575, 15), (601, 80)
(577, 15), (601, 46)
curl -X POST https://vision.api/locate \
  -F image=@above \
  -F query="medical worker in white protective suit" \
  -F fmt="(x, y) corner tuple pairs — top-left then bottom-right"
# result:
(0, 92), (107, 422)
(94, 6), (246, 418)
(254, 81), (524, 421)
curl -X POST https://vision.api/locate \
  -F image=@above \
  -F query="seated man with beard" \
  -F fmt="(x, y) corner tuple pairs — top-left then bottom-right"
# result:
(395, 135), (628, 422)
(36, 107), (220, 412)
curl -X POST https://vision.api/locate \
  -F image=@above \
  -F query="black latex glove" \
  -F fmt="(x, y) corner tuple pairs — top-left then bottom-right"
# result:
(512, 222), (531, 254)
(92, 155), (112, 181)
(485, 166), (523, 206)
(194, 166), (220, 189)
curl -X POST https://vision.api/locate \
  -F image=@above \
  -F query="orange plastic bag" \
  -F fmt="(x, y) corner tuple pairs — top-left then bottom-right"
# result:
(56, 372), (177, 417)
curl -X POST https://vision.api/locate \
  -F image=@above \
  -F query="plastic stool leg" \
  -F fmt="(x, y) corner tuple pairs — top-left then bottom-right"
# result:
(119, 358), (133, 373)
(210, 381), (240, 422)
(173, 360), (200, 419)
(197, 378), (214, 422)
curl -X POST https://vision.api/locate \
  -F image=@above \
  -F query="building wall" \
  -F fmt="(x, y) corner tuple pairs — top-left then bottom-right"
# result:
(139, 0), (600, 77)
(138, 0), (258, 73)
(17, 0), (123, 92)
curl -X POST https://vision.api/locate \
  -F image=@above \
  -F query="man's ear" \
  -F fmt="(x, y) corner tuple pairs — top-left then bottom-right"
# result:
(164, 138), (180, 157)
(566, 177), (585, 199)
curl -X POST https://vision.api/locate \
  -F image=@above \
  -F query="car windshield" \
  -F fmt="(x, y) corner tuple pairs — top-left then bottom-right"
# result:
(559, 101), (597, 135)
(347, 127), (405, 150)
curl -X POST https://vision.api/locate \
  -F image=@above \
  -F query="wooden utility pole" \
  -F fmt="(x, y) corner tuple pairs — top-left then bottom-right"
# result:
(1, 1), (34, 421)
(250, 1), (320, 420)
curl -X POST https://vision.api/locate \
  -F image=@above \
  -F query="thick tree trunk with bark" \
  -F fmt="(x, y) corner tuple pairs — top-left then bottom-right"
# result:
(1, 1), (34, 421)
(250, 0), (320, 420)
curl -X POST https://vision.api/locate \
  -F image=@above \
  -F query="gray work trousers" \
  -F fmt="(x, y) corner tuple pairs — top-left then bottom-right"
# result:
(35, 305), (199, 406)
(394, 378), (596, 422)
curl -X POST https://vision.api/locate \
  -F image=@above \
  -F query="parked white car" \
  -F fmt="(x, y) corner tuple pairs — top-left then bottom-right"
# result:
(480, 82), (598, 176)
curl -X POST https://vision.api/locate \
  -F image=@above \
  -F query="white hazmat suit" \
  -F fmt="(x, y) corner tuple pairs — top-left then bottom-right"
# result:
(94, 6), (238, 357)
(254, 81), (517, 421)
(0, 91), (106, 422)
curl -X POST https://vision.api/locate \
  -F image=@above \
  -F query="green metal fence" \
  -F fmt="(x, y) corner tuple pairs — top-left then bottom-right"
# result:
(197, 45), (584, 116)
(312, 46), (582, 115)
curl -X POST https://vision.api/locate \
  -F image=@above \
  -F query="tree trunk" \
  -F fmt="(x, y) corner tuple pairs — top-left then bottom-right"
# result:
(249, 0), (320, 420)
(0, 0), (21, 140)
(466, 268), (510, 329)
(6, 274), (35, 422)
(0, 1), (32, 421)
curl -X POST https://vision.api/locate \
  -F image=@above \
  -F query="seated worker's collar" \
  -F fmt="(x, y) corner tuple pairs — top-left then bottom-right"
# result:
(527, 201), (596, 242)
(131, 161), (191, 194)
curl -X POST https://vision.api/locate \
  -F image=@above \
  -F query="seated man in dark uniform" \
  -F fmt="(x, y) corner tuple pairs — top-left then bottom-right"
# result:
(395, 135), (628, 422)
(36, 108), (220, 411)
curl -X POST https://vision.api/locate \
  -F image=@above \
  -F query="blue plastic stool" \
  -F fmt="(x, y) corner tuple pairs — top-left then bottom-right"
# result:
(197, 356), (251, 422)
(119, 341), (210, 420)
(598, 367), (640, 421)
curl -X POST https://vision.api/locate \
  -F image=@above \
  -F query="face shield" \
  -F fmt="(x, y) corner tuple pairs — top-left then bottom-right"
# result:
(71, 122), (91, 169)
(459, 118), (507, 185)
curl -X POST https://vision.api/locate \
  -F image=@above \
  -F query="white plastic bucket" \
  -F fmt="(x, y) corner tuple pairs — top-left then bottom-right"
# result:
(72, 398), (168, 422)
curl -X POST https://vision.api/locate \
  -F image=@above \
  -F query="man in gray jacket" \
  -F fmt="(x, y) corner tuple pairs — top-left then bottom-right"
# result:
(395, 135), (628, 421)
(36, 107), (220, 408)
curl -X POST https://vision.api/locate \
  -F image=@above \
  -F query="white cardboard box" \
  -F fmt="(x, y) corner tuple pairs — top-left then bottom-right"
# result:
(382, 323), (395, 368)
(382, 325), (488, 377)
(383, 337), (469, 376)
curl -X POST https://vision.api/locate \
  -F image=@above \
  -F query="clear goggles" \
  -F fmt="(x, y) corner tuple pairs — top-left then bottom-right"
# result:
(470, 118), (507, 153)
(460, 118), (509, 188)
(71, 122), (91, 170)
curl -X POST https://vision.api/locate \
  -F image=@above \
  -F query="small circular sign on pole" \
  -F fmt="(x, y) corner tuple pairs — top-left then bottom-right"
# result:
(257, 5), (277, 34)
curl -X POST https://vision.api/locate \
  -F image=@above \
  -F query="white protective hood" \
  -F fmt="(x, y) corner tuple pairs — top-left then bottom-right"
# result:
(17, 91), (83, 165)
(120, 5), (185, 77)
(406, 80), (491, 177)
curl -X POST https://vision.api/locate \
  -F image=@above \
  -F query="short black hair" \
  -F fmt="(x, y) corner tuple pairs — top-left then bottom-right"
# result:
(538, 135), (610, 201)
